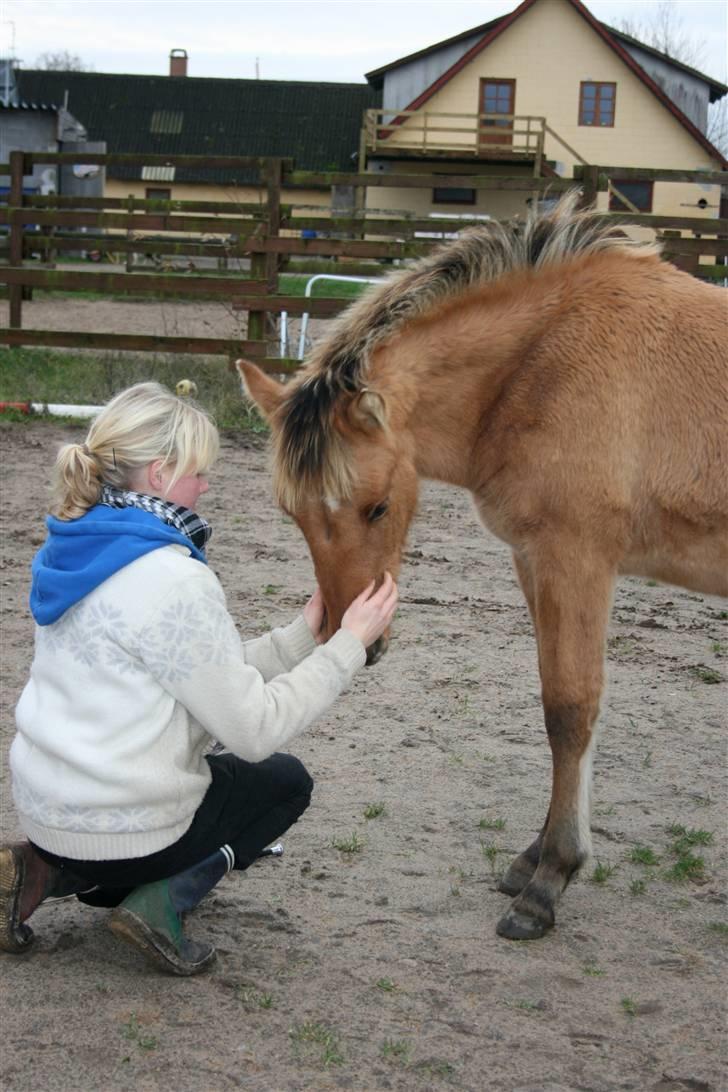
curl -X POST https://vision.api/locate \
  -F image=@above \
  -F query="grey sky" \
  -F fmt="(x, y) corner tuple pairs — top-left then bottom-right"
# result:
(4, 0), (726, 84)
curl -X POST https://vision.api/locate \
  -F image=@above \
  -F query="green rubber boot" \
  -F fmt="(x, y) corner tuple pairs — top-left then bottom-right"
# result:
(107, 849), (230, 976)
(108, 879), (217, 976)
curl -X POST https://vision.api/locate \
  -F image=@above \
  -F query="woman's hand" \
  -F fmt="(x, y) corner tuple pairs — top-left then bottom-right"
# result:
(341, 572), (398, 647)
(303, 585), (326, 644)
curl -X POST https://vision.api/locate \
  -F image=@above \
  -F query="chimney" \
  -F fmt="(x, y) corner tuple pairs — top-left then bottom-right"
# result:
(169, 49), (188, 77)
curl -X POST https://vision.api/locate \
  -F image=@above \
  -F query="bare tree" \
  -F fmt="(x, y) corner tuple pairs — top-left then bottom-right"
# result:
(613, 1), (705, 68)
(35, 51), (93, 72)
(613, 0), (728, 155)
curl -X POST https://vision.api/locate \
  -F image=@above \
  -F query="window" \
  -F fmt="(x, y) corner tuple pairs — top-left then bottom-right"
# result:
(150, 110), (184, 134)
(608, 180), (653, 213)
(145, 187), (171, 201)
(579, 82), (616, 127)
(433, 187), (476, 205)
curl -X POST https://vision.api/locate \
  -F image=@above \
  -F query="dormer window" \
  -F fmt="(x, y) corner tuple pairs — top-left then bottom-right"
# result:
(579, 82), (616, 127)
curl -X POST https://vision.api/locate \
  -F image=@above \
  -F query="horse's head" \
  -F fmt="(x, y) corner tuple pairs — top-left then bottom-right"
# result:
(238, 360), (418, 663)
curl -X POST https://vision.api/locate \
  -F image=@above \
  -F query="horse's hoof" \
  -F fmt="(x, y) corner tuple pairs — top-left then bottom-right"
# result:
(496, 907), (553, 941)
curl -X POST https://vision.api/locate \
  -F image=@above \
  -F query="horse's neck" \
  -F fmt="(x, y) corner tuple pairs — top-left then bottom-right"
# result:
(378, 280), (544, 488)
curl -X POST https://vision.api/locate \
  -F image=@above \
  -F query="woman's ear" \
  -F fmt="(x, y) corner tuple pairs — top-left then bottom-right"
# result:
(148, 459), (166, 494)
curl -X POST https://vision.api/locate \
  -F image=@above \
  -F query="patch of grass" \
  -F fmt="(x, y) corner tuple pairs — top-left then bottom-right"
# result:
(663, 824), (711, 883)
(363, 802), (386, 820)
(688, 664), (724, 684)
(478, 816), (506, 831)
(582, 960), (606, 977)
(508, 998), (545, 1013)
(708, 922), (728, 939)
(628, 846), (660, 866)
(0, 346), (270, 431)
(332, 832), (365, 854)
(263, 584), (281, 595)
(629, 878), (648, 896)
(664, 852), (705, 883)
(590, 861), (616, 884)
(481, 842), (500, 875)
(381, 1038), (411, 1065)
(418, 1059), (456, 1080)
(236, 985), (274, 1010)
(620, 997), (637, 1017)
(121, 1012), (157, 1051)
(290, 1021), (344, 1067)
(375, 977), (397, 992)
(667, 824), (713, 850)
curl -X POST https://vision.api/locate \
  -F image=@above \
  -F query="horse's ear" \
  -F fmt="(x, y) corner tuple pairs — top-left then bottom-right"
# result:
(235, 359), (285, 422)
(347, 389), (388, 434)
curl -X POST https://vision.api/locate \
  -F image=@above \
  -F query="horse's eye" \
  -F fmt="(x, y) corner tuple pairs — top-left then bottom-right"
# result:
(367, 501), (389, 523)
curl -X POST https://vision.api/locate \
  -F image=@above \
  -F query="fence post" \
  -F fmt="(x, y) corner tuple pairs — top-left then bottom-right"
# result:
(265, 157), (282, 293)
(126, 194), (135, 272)
(577, 164), (599, 210)
(8, 150), (24, 329)
(246, 158), (281, 349)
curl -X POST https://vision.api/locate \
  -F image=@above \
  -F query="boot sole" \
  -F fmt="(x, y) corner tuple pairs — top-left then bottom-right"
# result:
(108, 907), (216, 976)
(0, 846), (34, 953)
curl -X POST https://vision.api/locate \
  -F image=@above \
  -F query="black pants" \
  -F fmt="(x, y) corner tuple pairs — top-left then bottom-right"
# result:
(34, 752), (313, 899)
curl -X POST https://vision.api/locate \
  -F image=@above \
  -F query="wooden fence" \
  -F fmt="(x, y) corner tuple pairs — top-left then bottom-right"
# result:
(1, 152), (725, 371)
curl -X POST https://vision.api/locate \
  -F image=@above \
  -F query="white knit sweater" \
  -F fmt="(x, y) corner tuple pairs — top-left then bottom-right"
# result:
(11, 544), (366, 860)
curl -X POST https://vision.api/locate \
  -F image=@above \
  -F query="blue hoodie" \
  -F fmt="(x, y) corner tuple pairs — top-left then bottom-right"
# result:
(30, 505), (207, 626)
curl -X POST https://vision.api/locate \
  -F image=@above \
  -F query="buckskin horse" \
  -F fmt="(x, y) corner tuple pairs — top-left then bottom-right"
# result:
(237, 192), (727, 940)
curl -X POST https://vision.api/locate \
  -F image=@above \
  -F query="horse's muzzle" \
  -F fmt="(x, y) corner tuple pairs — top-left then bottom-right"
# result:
(365, 635), (389, 666)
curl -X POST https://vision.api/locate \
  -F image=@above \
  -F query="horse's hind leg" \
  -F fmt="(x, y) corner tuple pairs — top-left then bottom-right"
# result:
(497, 540), (614, 940)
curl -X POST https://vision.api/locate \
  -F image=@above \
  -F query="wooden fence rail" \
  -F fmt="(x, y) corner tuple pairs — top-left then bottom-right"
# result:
(1, 151), (726, 367)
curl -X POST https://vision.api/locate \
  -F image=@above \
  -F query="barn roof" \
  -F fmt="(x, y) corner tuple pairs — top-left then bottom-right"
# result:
(15, 69), (381, 183)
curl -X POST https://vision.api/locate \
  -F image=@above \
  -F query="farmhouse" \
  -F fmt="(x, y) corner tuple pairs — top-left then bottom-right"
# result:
(361, 0), (727, 220)
(6, 0), (726, 223)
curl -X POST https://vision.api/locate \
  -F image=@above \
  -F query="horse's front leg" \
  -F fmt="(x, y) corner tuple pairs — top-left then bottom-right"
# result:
(498, 550), (546, 897)
(496, 541), (615, 940)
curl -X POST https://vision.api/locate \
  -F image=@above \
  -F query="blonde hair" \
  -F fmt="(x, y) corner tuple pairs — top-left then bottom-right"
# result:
(51, 382), (220, 520)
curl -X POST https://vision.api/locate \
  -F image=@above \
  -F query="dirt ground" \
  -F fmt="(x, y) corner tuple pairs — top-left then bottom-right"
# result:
(1, 414), (726, 1092)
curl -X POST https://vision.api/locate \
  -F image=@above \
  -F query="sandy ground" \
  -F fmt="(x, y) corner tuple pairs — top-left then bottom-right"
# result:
(1, 413), (726, 1092)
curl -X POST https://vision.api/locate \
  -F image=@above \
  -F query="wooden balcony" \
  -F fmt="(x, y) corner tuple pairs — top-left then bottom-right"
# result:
(363, 109), (545, 167)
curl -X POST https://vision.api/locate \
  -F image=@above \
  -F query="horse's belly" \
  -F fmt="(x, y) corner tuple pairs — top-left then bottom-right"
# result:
(621, 527), (728, 598)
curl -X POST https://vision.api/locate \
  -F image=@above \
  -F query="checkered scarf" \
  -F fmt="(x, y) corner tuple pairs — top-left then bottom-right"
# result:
(100, 484), (212, 556)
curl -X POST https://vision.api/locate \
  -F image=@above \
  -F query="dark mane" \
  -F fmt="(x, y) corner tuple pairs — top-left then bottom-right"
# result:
(273, 191), (658, 508)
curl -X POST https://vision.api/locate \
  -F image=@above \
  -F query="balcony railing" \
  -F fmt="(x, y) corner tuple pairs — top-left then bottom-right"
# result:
(363, 109), (545, 160)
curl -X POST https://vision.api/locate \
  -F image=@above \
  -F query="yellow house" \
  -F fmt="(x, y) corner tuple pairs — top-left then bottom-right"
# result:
(362, 0), (727, 222)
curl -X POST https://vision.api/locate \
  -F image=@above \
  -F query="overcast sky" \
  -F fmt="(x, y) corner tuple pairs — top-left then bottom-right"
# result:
(4, 1), (726, 84)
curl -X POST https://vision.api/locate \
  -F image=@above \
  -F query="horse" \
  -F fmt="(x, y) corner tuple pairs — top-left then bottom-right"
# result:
(237, 191), (728, 941)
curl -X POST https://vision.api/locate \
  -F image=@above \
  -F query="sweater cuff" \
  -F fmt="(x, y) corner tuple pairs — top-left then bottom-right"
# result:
(281, 615), (318, 663)
(323, 628), (367, 675)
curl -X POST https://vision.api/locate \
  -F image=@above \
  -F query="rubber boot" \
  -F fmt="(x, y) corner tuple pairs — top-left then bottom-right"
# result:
(107, 848), (232, 976)
(0, 842), (93, 953)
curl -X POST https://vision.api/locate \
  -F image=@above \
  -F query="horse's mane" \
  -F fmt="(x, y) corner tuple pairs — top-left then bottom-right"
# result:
(273, 190), (659, 509)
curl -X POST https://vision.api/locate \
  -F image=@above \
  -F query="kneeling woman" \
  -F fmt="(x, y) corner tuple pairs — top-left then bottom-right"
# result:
(1, 382), (397, 975)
